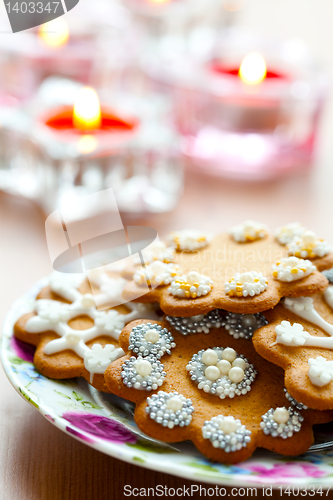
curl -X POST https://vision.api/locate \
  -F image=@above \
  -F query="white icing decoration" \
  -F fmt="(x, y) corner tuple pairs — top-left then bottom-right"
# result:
(275, 222), (306, 246)
(284, 297), (333, 337)
(25, 287), (159, 381)
(324, 285), (333, 310)
(287, 230), (331, 259)
(272, 257), (316, 282)
(86, 270), (129, 308)
(308, 356), (333, 387)
(167, 229), (211, 252)
(229, 220), (268, 243)
(133, 240), (175, 265)
(169, 271), (213, 299)
(50, 269), (128, 310)
(275, 321), (311, 346)
(134, 261), (181, 287)
(225, 272), (268, 298)
(84, 344), (124, 383)
(49, 272), (84, 302)
(276, 320), (333, 349)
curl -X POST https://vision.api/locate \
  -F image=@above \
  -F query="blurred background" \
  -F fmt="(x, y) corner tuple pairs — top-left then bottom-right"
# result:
(1, 0), (333, 306)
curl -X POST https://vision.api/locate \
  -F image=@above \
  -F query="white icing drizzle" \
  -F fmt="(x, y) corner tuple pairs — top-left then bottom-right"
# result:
(324, 285), (333, 310)
(284, 297), (333, 337)
(275, 320), (333, 349)
(84, 344), (123, 383)
(50, 270), (128, 310)
(308, 356), (333, 387)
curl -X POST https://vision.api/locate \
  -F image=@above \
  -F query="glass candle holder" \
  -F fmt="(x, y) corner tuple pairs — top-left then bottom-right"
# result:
(0, 0), (140, 103)
(122, 0), (236, 57)
(145, 31), (328, 180)
(0, 80), (183, 217)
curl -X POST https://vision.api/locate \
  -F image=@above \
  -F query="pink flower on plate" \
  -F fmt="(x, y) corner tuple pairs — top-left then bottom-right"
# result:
(63, 412), (137, 444)
(10, 336), (35, 363)
(245, 463), (326, 479)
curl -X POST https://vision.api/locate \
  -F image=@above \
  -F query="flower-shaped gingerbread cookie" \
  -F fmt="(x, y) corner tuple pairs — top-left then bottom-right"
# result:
(14, 272), (160, 391)
(105, 319), (333, 464)
(253, 289), (333, 410)
(121, 230), (332, 317)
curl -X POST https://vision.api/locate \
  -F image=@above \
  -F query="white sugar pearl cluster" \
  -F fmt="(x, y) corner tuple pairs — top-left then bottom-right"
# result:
(275, 222), (307, 246)
(222, 312), (268, 340)
(167, 229), (211, 252)
(169, 271), (213, 299)
(287, 231), (331, 259)
(272, 257), (316, 282)
(134, 261), (181, 287)
(133, 241), (175, 265)
(128, 323), (176, 359)
(166, 310), (223, 335)
(202, 415), (251, 453)
(260, 407), (303, 439)
(121, 355), (166, 391)
(229, 220), (268, 243)
(186, 347), (256, 399)
(145, 391), (194, 429)
(284, 389), (308, 411)
(225, 272), (268, 298)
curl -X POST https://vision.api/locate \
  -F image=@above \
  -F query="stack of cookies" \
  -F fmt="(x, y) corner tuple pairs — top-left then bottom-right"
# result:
(14, 221), (333, 464)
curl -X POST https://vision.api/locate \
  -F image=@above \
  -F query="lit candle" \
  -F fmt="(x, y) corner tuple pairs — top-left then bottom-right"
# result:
(44, 87), (138, 139)
(38, 18), (69, 48)
(147, 33), (327, 179)
(73, 87), (102, 132)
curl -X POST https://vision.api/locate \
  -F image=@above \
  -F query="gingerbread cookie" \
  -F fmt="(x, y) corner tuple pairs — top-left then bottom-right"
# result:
(252, 287), (333, 410)
(14, 272), (160, 392)
(105, 319), (333, 464)
(121, 224), (332, 317)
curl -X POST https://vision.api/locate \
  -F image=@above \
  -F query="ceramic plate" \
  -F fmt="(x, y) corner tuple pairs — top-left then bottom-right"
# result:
(2, 278), (333, 489)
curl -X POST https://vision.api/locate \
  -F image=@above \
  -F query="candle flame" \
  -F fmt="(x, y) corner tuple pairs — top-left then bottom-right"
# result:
(38, 18), (69, 48)
(73, 87), (102, 131)
(239, 53), (267, 85)
(78, 135), (98, 154)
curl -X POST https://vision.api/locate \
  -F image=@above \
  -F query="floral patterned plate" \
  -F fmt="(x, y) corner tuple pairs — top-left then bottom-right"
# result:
(2, 278), (333, 489)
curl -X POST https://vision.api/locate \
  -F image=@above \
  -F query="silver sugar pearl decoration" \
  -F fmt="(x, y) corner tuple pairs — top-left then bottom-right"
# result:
(145, 391), (194, 429)
(284, 388), (308, 411)
(166, 309), (223, 335)
(221, 312), (268, 340)
(260, 406), (303, 439)
(128, 322), (176, 359)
